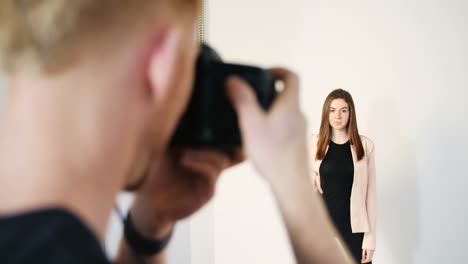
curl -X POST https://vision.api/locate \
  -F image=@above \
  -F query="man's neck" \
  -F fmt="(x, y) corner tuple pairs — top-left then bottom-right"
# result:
(0, 74), (142, 240)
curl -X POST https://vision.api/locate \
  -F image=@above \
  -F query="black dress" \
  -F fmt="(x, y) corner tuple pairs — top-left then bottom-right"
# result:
(320, 140), (370, 264)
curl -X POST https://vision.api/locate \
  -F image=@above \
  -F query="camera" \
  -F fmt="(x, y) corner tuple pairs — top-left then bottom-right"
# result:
(170, 44), (278, 149)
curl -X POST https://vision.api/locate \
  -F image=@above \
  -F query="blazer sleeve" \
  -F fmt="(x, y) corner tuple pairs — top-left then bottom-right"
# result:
(308, 135), (319, 191)
(362, 139), (377, 250)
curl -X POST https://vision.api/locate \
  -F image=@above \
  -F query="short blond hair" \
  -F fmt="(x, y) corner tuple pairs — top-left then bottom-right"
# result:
(0, 0), (198, 74)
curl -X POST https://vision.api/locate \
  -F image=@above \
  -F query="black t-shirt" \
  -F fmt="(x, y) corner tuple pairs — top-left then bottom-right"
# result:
(0, 208), (110, 264)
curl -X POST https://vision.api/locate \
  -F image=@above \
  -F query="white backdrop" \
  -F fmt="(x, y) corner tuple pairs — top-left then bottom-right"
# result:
(205, 0), (468, 263)
(1, 0), (467, 263)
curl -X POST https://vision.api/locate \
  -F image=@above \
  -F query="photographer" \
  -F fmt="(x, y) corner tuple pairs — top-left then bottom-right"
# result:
(0, 1), (351, 263)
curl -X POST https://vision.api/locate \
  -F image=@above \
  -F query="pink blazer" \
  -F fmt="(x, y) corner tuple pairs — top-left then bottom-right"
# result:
(309, 134), (376, 250)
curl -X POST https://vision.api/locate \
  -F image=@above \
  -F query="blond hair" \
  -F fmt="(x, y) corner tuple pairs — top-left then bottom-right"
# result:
(0, 0), (198, 74)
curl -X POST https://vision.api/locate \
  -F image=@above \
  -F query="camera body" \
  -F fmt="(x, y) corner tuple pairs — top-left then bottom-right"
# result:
(170, 44), (277, 149)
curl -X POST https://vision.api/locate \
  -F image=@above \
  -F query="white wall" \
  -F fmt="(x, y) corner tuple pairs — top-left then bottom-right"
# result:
(206, 0), (468, 263)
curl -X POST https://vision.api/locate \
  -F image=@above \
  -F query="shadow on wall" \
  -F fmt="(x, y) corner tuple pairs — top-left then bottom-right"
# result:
(368, 95), (420, 264)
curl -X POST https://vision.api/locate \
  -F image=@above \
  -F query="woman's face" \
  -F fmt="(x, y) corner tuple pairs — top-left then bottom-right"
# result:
(328, 98), (350, 131)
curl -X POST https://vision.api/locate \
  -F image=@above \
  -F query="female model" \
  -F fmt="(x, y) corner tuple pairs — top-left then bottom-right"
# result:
(310, 89), (376, 263)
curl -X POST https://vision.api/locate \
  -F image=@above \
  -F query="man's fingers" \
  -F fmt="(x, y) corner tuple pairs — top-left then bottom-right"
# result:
(179, 156), (219, 200)
(269, 67), (300, 112)
(226, 76), (265, 133)
(228, 149), (246, 166)
(271, 68), (299, 93)
(181, 148), (230, 171)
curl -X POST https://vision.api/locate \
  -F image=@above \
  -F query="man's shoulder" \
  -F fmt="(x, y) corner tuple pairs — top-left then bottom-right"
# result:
(0, 208), (110, 264)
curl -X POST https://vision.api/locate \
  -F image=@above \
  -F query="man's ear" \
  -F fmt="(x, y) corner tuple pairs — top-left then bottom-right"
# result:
(146, 27), (181, 101)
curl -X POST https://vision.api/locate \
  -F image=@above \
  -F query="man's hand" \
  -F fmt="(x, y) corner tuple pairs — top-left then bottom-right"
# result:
(116, 147), (243, 263)
(226, 68), (308, 188)
(226, 68), (352, 263)
(130, 148), (243, 238)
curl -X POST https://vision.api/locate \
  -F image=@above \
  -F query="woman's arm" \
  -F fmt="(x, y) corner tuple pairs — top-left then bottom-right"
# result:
(362, 140), (376, 250)
(309, 136), (324, 194)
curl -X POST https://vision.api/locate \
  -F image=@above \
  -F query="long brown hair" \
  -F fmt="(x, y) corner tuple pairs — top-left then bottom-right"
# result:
(315, 89), (365, 161)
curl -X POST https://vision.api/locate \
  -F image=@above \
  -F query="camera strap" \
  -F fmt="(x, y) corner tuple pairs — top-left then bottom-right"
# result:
(198, 0), (205, 43)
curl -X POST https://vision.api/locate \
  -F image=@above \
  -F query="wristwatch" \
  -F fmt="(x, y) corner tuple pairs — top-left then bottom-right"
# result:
(123, 212), (173, 256)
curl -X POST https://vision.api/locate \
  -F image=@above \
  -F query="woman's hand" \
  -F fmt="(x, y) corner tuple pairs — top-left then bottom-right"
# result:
(361, 249), (374, 263)
(314, 173), (324, 194)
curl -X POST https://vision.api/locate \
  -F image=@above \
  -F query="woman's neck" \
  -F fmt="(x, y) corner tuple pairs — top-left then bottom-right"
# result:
(331, 129), (349, 144)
